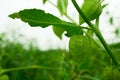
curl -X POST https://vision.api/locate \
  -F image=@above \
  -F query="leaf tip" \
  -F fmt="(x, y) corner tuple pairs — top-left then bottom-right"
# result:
(8, 12), (19, 19)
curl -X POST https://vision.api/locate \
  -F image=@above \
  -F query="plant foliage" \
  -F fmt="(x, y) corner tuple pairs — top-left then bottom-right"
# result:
(9, 9), (82, 37)
(1, 0), (119, 79)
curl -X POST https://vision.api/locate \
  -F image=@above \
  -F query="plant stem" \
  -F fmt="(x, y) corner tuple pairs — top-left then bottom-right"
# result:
(47, 0), (77, 24)
(95, 31), (119, 65)
(71, 0), (94, 27)
(47, 0), (57, 8)
(0, 65), (56, 75)
(64, 14), (77, 24)
(71, 0), (119, 65)
(96, 17), (99, 28)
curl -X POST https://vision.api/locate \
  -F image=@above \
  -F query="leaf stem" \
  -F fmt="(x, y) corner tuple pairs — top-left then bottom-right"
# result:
(64, 14), (77, 24)
(47, 0), (57, 8)
(47, 0), (77, 24)
(71, 0), (119, 65)
(80, 27), (91, 30)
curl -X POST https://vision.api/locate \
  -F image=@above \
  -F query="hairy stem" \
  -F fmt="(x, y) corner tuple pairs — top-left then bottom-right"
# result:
(71, 0), (119, 65)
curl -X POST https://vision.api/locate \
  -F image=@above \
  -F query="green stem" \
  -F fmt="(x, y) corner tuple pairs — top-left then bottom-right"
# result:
(81, 27), (91, 30)
(71, 0), (119, 65)
(96, 17), (99, 28)
(71, 0), (94, 28)
(0, 65), (56, 75)
(47, 0), (77, 24)
(47, 0), (57, 8)
(64, 14), (77, 24)
(95, 32), (119, 65)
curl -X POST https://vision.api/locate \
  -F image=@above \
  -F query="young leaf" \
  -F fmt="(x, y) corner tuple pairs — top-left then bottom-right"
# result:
(79, 0), (103, 24)
(43, 0), (47, 4)
(57, 0), (68, 15)
(9, 9), (82, 37)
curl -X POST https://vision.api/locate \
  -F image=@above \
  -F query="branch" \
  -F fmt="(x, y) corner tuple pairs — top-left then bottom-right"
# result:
(71, 0), (119, 65)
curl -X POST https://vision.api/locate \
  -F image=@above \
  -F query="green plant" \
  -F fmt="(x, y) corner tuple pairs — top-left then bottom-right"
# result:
(0, 0), (120, 79)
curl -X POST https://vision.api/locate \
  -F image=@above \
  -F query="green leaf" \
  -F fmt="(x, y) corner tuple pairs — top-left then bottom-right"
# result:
(9, 9), (82, 37)
(42, 0), (47, 4)
(9, 9), (62, 27)
(57, 0), (68, 15)
(52, 26), (64, 39)
(0, 75), (9, 80)
(79, 0), (103, 24)
(58, 22), (83, 37)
